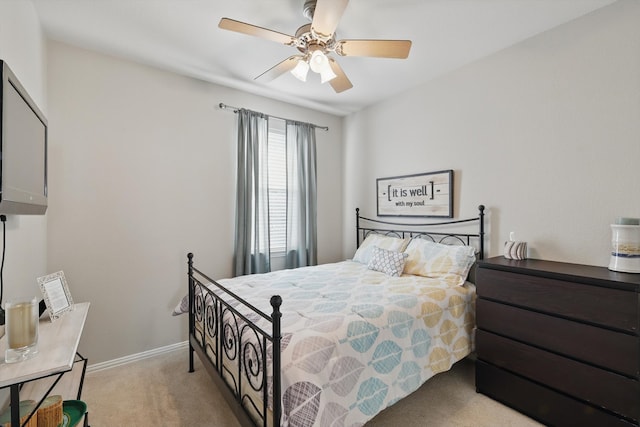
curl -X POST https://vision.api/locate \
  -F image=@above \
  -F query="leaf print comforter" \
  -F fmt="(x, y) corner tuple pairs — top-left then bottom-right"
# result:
(195, 260), (475, 427)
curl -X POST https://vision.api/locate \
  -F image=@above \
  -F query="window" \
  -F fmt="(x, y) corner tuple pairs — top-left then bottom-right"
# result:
(235, 110), (315, 276)
(267, 118), (287, 255)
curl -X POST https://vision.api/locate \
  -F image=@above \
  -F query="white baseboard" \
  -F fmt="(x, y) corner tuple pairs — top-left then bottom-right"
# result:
(87, 340), (189, 373)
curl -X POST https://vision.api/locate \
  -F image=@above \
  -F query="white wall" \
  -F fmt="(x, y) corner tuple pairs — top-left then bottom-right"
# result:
(46, 41), (344, 363)
(0, 1), (48, 314)
(343, 0), (640, 267)
(0, 0), (47, 409)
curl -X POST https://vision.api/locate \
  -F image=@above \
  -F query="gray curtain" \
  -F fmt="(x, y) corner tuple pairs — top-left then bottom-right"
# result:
(285, 121), (318, 268)
(233, 109), (270, 276)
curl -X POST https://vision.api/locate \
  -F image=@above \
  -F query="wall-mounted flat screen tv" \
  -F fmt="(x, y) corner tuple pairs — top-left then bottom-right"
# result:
(0, 60), (48, 215)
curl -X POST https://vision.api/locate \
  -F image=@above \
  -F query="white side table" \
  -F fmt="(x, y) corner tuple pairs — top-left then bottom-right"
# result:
(0, 302), (90, 427)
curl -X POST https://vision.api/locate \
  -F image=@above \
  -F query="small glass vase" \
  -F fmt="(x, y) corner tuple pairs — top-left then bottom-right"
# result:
(4, 296), (39, 363)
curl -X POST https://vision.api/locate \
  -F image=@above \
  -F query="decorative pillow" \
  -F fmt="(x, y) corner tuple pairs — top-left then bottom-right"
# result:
(403, 239), (476, 285)
(352, 234), (409, 264)
(173, 286), (213, 316)
(367, 246), (409, 277)
(173, 294), (189, 316)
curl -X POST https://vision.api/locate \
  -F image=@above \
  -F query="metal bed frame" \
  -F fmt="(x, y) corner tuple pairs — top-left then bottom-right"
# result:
(187, 205), (485, 427)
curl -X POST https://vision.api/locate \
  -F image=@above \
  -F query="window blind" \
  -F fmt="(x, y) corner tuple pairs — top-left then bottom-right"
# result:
(268, 118), (287, 255)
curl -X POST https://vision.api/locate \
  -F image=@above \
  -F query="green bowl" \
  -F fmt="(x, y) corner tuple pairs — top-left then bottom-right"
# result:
(60, 400), (87, 427)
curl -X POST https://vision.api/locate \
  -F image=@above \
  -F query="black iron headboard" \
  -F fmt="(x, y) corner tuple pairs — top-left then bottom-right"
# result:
(356, 205), (485, 260)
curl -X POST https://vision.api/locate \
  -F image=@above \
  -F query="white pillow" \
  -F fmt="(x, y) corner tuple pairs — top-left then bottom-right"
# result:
(403, 239), (476, 286)
(353, 234), (409, 264)
(367, 246), (408, 277)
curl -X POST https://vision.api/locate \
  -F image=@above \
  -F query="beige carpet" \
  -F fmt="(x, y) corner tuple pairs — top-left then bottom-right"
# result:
(82, 349), (542, 426)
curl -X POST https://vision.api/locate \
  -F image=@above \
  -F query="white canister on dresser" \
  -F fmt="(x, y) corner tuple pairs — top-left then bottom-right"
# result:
(609, 217), (640, 273)
(504, 232), (527, 260)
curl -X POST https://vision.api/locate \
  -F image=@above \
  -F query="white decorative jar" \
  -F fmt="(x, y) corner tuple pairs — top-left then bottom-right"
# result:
(609, 218), (640, 273)
(504, 232), (527, 260)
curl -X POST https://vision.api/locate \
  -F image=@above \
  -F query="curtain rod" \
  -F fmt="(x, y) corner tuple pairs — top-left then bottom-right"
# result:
(218, 102), (329, 131)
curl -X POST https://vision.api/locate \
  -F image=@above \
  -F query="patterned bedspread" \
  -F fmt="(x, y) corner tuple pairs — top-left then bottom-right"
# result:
(186, 260), (475, 427)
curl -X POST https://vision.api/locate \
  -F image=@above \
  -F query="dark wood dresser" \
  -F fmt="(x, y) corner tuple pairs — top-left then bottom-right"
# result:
(475, 257), (640, 427)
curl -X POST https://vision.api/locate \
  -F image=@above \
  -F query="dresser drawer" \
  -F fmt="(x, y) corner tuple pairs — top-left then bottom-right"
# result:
(476, 360), (636, 427)
(477, 330), (639, 421)
(476, 268), (639, 333)
(477, 299), (639, 377)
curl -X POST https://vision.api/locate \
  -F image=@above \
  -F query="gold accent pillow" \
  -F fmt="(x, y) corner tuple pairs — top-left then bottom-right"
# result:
(404, 239), (476, 285)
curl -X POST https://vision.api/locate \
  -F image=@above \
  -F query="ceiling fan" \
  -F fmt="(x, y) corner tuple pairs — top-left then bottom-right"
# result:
(218, 0), (412, 93)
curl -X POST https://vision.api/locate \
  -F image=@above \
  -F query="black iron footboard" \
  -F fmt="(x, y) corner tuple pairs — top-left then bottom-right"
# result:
(187, 253), (282, 427)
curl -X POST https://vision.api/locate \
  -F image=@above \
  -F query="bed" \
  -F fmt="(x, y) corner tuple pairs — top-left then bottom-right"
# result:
(176, 205), (485, 427)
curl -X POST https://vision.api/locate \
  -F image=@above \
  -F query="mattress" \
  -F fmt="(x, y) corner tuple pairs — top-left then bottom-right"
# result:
(183, 260), (476, 427)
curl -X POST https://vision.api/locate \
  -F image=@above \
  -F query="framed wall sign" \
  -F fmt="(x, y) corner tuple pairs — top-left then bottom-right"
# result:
(38, 270), (74, 321)
(377, 170), (453, 217)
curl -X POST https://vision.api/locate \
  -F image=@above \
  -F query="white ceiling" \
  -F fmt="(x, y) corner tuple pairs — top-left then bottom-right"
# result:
(32, 0), (617, 116)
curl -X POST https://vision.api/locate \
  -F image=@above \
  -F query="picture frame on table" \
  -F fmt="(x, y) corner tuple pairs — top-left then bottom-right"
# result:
(38, 271), (74, 322)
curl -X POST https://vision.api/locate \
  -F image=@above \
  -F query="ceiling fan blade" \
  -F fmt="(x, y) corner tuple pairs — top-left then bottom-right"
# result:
(219, 18), (295, 46)
(255, 56), (302, 82)
(311, 0), (349, 40)
(336, 39), (412, 59)
(327, 58), (353, 93)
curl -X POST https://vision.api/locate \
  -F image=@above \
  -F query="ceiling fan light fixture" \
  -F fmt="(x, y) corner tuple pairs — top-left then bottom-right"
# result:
(308, 49), (336, 83)
(309, 49), (328, 73)
(291, 58), (310, 82)
(319, 63), (337, 83)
